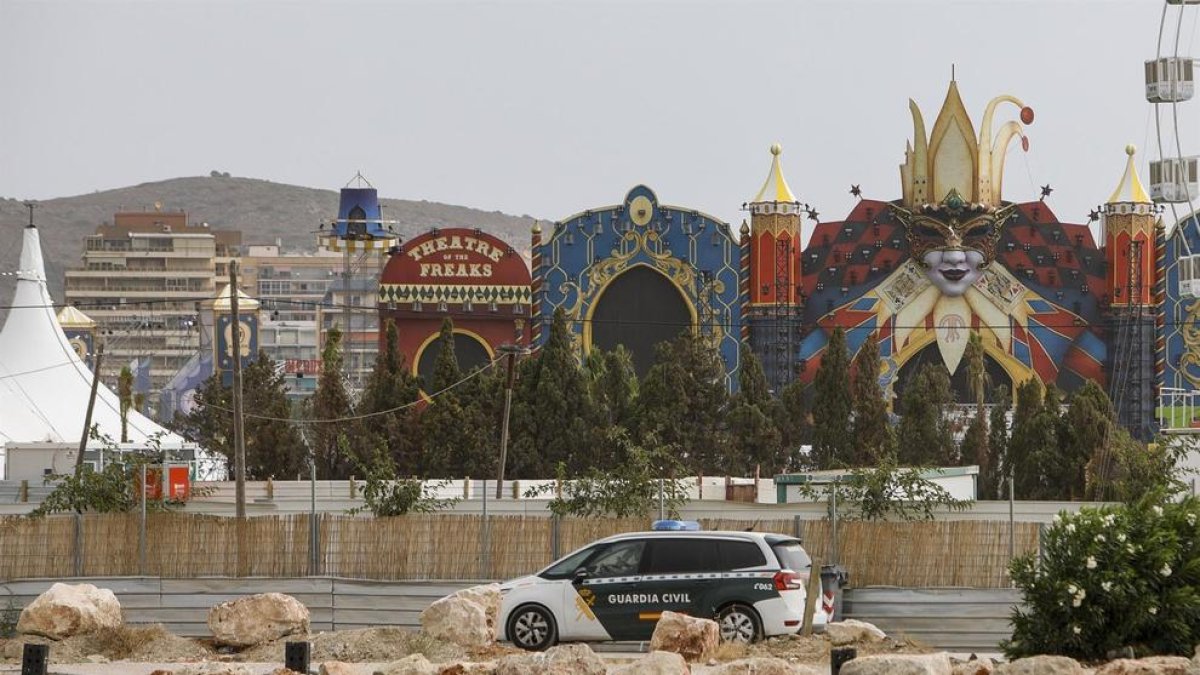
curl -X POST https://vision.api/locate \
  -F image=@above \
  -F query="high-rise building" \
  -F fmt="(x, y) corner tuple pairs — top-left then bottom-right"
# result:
(64, 208), (241, 396)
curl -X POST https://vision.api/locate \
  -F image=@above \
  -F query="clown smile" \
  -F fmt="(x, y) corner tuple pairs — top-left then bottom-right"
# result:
(939, 268), (968, 282)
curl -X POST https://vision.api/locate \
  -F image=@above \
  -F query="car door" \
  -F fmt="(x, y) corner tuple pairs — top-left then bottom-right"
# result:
(575, 538), (648, 641)
(637, 538), (721, 633)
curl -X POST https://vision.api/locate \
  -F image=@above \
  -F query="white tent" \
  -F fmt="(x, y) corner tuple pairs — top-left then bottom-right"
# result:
(0, 225), (184, 447)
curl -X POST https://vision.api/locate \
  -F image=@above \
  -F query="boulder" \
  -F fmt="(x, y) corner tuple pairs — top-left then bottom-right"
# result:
(169, 666), (256, 675)
(453, 584), (502, 633)
(609, 650), (691, 674)
(1095, 657), (1193, 674)
(494, 643), (607, 675)
(649, 611), (720, 662)
(321, 662), (362, 675)
(840, 653), (953, 675)
(207, 593), (310, 647)
(995, 656), (1086, 675)
(16, 582), (123, 639)
(708, 657), (823, 674)
(375, 654), (439, 675)
(825, 619), (887, 646)
(437, 664), (499, 674)
(420, 594), (492, 648)
(952, 658), (996, 675)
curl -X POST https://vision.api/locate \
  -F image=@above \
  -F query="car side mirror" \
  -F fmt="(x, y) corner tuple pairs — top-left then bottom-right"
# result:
(571, 568), (589, 585)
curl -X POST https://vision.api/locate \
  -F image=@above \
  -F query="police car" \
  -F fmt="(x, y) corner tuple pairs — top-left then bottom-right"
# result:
(497, 521), (827, 650)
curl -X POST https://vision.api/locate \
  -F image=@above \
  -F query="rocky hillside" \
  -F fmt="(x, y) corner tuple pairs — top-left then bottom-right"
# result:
(0, 175), (538, 307)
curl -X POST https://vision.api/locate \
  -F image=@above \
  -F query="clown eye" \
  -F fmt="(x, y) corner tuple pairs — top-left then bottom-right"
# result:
(963, 225), (994, 240)
(917, 225), (942, 238)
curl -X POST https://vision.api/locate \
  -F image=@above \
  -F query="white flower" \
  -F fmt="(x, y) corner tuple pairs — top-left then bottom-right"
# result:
(1054, 514), (1062, 524)
(1103, 514), (1116, 526)
(1073, 625), (1082, 635)
(1101, 581), (1114, 592)
(1161, 564), (1173, 577)
(1127, 544), (1136, 554)
(1066, 523), (1077, 534)
(1149, 606), (1158, 616)
(1067, 584), (1078, 595)
(1188, 513), (1197, 527)
(1097, 534), (1106, 543)
(1154, 505), (1164, 516)
(1086, 556), (1097, 570)
(1072, 595), (1084, 608)
(1117, 533), (1127, 543)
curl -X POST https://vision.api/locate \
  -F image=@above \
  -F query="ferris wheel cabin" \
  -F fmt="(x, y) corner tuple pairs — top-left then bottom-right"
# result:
(1145, 58), (1195, 103)
(1149, 157), (1200, 202)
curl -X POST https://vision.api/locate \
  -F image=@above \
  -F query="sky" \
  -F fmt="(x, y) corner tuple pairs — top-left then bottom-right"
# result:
(1, 0), (1195, 238)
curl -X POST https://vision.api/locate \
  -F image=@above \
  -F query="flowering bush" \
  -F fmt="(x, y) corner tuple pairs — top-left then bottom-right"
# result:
(1005, 495), (1200, 659)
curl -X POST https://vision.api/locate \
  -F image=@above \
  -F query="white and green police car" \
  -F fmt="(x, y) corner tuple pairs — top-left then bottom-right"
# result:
(497, 522), (827, 650)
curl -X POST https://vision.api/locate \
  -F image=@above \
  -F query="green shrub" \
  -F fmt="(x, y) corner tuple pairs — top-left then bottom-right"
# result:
(1005, 494), (1200, 659)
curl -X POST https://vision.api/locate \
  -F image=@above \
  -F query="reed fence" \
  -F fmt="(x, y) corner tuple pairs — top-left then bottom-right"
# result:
(0, 513), (1039, 588)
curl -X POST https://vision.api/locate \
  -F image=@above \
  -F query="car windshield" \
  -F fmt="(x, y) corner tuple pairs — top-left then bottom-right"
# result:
(539, 546), (595, 579)
(771, 542), (812, 572)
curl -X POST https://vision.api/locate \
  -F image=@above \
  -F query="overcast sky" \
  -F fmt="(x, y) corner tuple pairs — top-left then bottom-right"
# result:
(1, 0), (1193, 236)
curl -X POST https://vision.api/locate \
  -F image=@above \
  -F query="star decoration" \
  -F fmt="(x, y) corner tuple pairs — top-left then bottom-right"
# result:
(806, 208), (820, 222)
(849, 185), (862, 198)
(1087, 209), (1100, 223)
(1040, 184), (1054, 201)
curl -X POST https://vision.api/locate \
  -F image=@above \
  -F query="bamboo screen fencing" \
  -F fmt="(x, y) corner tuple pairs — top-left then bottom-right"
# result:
(0, 513), (1039, 588)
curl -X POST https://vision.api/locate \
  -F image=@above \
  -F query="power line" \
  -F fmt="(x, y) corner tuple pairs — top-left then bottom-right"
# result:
(205, 355), (500, 424)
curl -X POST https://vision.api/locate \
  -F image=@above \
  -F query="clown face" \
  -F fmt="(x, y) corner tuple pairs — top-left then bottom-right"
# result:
(893, 194), (1012, 298)
(921, 247), (987, 296)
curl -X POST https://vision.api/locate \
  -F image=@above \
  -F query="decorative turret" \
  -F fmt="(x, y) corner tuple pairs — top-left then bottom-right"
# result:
(1104, 145), (1156, 306)
(747, 143), (802, 306)
(57, 305), (98, 369)
(745, 144), (804, 393)
(201, 283), (260, 385)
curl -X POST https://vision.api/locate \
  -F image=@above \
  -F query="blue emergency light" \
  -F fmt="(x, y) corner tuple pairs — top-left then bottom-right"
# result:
(651, 520), (701, 531)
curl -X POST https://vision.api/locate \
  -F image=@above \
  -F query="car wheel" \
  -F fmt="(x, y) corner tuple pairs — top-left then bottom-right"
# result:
(717, 603), (761, 643)
(507, 604), (557, 651)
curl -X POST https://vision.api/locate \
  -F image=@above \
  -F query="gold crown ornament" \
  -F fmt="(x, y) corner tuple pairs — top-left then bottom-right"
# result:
(890, 79), (1034, 269)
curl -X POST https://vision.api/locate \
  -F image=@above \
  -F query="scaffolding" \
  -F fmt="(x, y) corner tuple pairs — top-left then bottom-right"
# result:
(1110, 240), (1157, 440)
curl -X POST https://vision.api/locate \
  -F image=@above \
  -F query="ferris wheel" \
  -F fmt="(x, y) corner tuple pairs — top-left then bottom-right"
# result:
(1148, 0), (1200, 238)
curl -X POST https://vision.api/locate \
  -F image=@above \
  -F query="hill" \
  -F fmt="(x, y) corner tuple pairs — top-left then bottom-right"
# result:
(0, 175), (539, 309)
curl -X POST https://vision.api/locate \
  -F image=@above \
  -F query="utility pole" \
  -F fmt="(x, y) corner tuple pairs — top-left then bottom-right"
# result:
(230, 262), (247, 520)
(76, 342), (104, 478)
(495, 345), (527, 499)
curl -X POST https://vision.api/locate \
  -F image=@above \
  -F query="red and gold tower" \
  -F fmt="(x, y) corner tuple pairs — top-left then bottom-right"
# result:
(744, 143), (804, 392)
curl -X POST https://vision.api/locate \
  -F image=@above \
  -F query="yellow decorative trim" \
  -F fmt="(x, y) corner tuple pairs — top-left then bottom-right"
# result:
(411, 327), (497, 400)
(1178, 298), (1200, 388)
(581, 262), (698, 355)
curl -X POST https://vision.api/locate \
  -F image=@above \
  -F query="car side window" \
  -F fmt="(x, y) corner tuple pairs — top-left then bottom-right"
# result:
(644, 539), (719, 574)
(718, 540), (768, 570)
(586, 540), (645, 578)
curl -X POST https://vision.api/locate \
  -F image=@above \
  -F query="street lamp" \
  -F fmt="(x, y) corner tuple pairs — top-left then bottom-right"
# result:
(495, 343), (531, 499)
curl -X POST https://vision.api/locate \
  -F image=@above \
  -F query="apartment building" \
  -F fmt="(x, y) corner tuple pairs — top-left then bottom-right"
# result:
(64, 209), (241, 395)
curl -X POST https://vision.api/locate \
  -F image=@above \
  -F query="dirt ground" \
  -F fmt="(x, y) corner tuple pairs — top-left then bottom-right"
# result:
(0, 624), (925, 668)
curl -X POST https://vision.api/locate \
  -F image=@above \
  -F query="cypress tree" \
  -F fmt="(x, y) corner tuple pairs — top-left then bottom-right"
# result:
(960, 333), (992, 493)
(508, 308), (593, 477)
(636, 330), (730, 474)
(1062, 380), (1113, 500)
(180, 351), (306, 480)
(849, 337), (891, 466)
(895, 363), (956, 466)
(986, 384), (1011, 500)
(308, 326), (355, 479)
(419, 319), (467, 477)
(728, 348), (784, 476)
(777, 379), (811, 470)
(358, 320), (422, 474)
(811, 327), (853, 469)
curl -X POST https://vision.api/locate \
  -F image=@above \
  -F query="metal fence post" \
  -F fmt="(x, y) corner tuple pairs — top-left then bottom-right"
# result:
(72, 513), (82, 577)
(829, 482), (840, 567)
(139, 464), (147, 576)
(551, 514), (561, 560)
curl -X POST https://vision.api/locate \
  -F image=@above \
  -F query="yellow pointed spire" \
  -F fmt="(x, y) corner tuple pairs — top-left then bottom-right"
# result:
(1108, 144), (1151, 204)
(752, 143), (798, 203)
